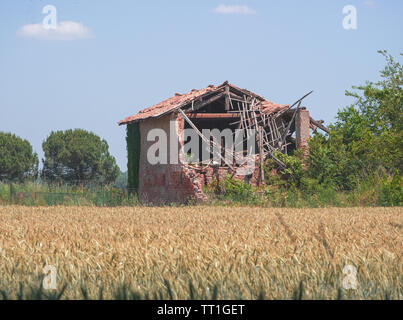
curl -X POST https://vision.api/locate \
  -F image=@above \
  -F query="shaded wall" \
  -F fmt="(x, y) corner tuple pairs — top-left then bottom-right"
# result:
(126, 122), (140, 192)
(138, 113), (204, 204)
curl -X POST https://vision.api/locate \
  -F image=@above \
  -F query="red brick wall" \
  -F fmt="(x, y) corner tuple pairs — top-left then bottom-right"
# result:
(138, 113), (206, 204)
(138, 114), (263, 204)
(295, 108), (310, 154)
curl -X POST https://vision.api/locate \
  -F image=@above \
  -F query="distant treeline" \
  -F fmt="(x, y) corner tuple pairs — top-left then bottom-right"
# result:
(0, 129), (121, 186)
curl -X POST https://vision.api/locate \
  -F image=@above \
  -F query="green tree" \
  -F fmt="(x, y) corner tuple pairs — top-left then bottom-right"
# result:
(309, 51), (402, 190)
(0, 132), (38, 182)
(42, 129), (119, 185)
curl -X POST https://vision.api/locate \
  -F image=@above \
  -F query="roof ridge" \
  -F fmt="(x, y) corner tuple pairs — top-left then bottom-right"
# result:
(118, 82), (287, 125)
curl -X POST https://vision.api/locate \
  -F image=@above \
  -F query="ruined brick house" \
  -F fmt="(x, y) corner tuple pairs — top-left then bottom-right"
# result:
(118, 82), (328, 203)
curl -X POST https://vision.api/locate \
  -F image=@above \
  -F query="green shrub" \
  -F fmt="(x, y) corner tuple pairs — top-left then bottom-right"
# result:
(204, 175), (261, 205)
(0, 181), (140, 207)
(264, 150), (307, 189)
(0, 183), (9, 203)
(378, 175), (403, 206)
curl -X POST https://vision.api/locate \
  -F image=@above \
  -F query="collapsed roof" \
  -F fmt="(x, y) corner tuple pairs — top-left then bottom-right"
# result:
(118, 81), (289, 125)
(119, 81), (329, 175)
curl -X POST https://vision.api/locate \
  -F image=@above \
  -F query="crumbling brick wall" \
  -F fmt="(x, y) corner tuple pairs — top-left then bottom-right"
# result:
(138, 113), (206, 204)
(138, 110), (309, 204)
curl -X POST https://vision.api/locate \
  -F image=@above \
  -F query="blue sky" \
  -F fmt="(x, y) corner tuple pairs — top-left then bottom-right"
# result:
(0, 0), (402, 170)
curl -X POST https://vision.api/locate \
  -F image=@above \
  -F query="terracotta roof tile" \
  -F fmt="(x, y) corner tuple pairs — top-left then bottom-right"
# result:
(118, 82), (288, 125)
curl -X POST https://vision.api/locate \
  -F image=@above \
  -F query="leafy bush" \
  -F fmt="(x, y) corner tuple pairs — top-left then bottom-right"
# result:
(204, 175), (261, 205)
(308, 51), (402, 191)
(264, 150), (307, 189)
(378, 175), (403, 206)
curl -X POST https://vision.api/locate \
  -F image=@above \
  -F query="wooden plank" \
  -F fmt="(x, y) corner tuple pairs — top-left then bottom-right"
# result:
(185, 113), (240, 119)
(250, 103), (264, 184)
(275, 90), (313, 119)
(229, 92), (244, 101)
(184, 92), (226, 113)
(154, 89), (224, 119)
(310, 117), (329, 133)
(280, 101), (301, 148)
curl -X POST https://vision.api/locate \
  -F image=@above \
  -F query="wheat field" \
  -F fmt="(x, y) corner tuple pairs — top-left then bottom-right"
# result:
(0, 206), (401, 299)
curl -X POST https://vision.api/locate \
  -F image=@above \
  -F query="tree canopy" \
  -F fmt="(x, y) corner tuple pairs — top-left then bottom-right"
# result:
(261, 51), (402, 206)
(309, 51), (402, 189)
(42, 129), (120, 185)
(0, 132), (38, 182)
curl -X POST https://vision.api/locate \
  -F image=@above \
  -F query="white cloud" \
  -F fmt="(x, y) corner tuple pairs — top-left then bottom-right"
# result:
(362, 1), (375, 7)
(213, 4), (256, 15)
(17, 21), (93, 40)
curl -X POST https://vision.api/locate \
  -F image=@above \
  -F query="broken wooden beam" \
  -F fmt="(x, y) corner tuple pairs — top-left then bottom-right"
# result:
(275, 90), (313, 119)
(182, 91), (226, 113)
(178, 108), (235, 170)
(310, 117), (329, 133)
(185, 113), (240, 119)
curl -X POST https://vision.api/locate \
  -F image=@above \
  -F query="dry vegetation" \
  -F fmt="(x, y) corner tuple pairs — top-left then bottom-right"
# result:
(0, 206), (401, 299)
